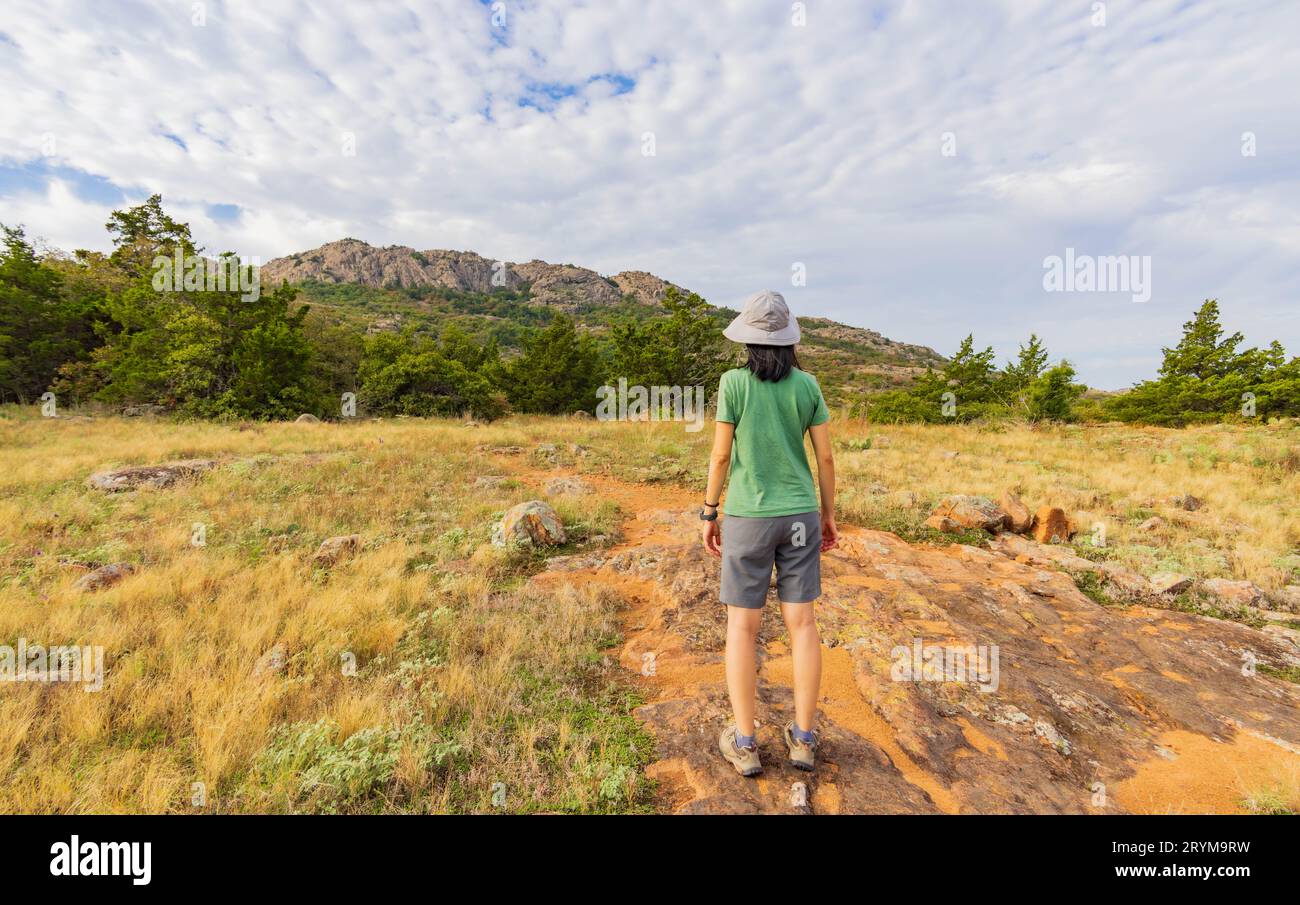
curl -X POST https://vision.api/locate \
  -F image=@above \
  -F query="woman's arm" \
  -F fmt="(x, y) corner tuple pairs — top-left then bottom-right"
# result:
(807, 422), (838, 551)
(701, 420), (734, 557)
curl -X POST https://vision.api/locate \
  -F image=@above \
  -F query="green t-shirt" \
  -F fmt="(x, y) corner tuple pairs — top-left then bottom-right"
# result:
(715, 367), (830, 517)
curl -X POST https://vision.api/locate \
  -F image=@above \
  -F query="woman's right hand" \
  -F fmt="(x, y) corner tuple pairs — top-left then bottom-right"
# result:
(703, 518), (722, 557)
(820, 514), (838, 552)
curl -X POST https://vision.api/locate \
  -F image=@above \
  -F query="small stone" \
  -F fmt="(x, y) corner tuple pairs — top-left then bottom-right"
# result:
(1138, 516), (1165, 532)
(1173, 494), (1203, 512)
(312, 534), (361, 567)
(253, 643), (287, 677)
(73, 562), (135, 592)
(1150, 572), (1193, 595)
(545, 477), (592, 496)
(924, 515), (962, 534)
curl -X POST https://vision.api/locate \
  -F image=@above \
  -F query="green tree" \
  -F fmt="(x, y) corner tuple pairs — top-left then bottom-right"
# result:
(608, 287), (733, 396)
(0, 226), (106, 403)
(1158, 300), (1245, 381)
(1105, 299), (1299, 425)
(1025, 362), (1084, 421)
(357, 330), (506, 420)
(105, 193), (195, 275)
(504, 314), (603, 414)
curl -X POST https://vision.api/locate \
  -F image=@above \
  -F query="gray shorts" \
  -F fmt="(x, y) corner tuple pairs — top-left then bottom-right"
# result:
(720, 511), (821, 608)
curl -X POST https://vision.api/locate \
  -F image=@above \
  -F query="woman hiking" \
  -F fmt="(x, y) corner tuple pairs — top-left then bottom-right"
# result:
(701, 289), (837, 776)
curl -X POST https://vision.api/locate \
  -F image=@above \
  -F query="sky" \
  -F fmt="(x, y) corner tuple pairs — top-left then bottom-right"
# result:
(1, 0), (1298, 388)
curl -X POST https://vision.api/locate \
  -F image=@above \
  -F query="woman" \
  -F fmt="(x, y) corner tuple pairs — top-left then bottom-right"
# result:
(701, 289), (837, 776)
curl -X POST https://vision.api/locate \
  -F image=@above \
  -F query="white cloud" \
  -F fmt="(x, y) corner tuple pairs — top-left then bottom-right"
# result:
(1, 0), (1298, 387)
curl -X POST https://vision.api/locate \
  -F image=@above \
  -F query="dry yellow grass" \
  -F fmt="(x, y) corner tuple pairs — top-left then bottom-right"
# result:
(0, 409), (645, 813)
(830, 419), (1299, 595)
(0, 406), (1296, 813)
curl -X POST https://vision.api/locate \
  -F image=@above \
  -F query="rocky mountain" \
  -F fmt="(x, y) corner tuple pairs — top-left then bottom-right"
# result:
(262, 239), (946, 401)
(262, 238), (687, 310)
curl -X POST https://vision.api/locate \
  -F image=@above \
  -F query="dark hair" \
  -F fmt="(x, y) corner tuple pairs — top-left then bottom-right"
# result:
(744, 344), (800, 382)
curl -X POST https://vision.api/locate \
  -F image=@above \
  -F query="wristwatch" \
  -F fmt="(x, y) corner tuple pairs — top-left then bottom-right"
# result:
(699, 501), (719, 522)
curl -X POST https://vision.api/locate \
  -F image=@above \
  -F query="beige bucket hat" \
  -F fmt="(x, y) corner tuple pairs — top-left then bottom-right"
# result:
(722, 290), (800, 346)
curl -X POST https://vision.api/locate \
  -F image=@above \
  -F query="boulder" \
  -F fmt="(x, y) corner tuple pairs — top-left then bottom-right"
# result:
(1150, 572), (1193, 595)
(928, 495), (1008, 533)
(572, 410), (593, 419)
(1032, 506), (1071, 544)
(545, 477), (592, 496)
(295, 413), (320, 423)
(1173, 494), (1203, 512)
(999, 491), (1033, 534)
(494, 501), (566, 547)
(312, 534), (361, 567)
(73, 562), (135, 592)
(86, 459), (217, 492)
(1200, 578), (1265, 607)
(1137, 516), (1165, 532)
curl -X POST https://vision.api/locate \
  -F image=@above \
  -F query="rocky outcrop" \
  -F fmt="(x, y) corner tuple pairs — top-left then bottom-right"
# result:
(86, 460), (217, 492)
(532, 493), (1300, 815)
(260, 239), (686, 310)
(925, 496), (1008, 534)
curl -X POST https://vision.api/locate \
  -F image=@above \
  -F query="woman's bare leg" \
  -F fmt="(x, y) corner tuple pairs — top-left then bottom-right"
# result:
(781, 602), (821, 732)
(725, 605), (762, 736)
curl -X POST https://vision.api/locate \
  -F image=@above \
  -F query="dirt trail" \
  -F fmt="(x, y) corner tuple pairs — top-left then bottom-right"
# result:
(512, 462), (1300, 815)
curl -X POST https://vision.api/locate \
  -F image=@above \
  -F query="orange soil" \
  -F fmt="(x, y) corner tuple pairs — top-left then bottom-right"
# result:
(1113, 729), (1299, 815)
(513, 461), (1298, 815)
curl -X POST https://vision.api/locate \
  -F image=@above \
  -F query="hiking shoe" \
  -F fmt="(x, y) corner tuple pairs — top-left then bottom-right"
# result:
(783, 721), (817, 771)
(719, 726), (763, 777)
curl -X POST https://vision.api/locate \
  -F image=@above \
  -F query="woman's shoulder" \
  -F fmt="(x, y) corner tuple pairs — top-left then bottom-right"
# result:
(790, 367), (821, 387)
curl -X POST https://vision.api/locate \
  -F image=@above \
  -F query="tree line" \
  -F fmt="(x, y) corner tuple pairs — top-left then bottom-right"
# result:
(864, 300), (1300, 425)
(0, 197), (733, 420)
(3, 197), (1296, 425)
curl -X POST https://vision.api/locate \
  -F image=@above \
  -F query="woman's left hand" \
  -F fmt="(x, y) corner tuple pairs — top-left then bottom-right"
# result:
(703, 518), (722, 557)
